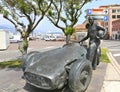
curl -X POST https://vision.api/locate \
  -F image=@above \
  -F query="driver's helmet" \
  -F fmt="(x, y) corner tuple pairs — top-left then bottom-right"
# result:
(96, 30), (105, 39)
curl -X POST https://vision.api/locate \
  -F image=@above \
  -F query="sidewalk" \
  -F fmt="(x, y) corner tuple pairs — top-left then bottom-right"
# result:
(101, 52), (120, 92)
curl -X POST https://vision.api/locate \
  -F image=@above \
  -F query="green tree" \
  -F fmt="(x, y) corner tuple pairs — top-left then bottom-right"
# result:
(47, 0), (93, 44)
(0, 0), (52, 55)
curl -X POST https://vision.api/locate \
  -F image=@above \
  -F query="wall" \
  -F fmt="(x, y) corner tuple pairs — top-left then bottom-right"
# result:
(0, 30), (10, 50)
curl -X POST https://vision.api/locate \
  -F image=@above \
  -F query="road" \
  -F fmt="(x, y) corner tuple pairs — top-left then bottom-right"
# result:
(101, 40), (120, 65)
(1, 39), (120, 64)
(0, 39), (65, 62)
(0, 39), (114, 92)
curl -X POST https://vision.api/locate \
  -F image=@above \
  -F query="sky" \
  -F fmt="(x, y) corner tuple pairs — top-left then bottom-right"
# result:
(0, 0), (120, 34)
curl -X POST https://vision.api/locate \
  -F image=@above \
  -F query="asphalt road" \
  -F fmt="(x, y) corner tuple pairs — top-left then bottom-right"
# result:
(101, 40), (120, 65)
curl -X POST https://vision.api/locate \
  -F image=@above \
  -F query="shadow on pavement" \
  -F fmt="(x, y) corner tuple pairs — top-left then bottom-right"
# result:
(23, 83), (71, 92)
(5, 68), (22, 72)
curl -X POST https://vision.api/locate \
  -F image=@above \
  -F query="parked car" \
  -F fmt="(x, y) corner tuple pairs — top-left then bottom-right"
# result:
(55, 36), (65, 41)
(22, 43), (92, 92)
(44, 35), (56, 41)
(10, 34), (22, 43)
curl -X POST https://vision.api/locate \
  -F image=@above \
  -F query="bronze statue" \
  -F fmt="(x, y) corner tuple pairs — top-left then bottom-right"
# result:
(22, 43), (92, 92)
(79, 16), (106, 70)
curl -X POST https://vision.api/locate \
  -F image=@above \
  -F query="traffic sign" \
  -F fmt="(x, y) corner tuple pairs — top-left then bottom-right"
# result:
(88, 9), (92, 15)
(104, 16), (108, 21)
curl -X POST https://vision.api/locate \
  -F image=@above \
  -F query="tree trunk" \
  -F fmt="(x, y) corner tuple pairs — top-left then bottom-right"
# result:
(18, 37), (28, 56)
(66, 34), (71, 44)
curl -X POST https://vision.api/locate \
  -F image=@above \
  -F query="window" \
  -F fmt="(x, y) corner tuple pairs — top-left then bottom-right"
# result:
(112, 9), (116, 13)
(117, 15), (120, 18)
(112, 15), (116, 19)
(112, 28), (114, 31)
(117, 9), (120, 13)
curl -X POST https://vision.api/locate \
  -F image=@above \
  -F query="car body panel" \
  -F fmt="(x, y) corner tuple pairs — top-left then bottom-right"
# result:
(23, 43), (87, 90)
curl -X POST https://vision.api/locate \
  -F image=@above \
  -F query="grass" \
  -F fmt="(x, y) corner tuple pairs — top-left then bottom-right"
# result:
(0, 60), (21, 69)
(100, 48), (110, 63)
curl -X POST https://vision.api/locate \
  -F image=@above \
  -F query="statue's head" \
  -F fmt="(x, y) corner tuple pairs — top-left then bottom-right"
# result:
(88, 16), (94, 25)
(86, 23), (90, 29)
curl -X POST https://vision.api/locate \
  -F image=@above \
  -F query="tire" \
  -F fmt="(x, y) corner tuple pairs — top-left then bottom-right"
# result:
(68, 59), (92, 92)
(97, 47), (101, 65)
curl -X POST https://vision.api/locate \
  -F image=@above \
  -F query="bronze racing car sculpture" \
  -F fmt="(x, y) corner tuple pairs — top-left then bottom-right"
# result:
(22, 43), (92, 92)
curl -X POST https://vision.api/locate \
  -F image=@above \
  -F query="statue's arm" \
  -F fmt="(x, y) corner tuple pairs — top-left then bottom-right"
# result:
(97, 25), (105, 31)
(79, 32), (89, 43)
(78, 23), (90, 43)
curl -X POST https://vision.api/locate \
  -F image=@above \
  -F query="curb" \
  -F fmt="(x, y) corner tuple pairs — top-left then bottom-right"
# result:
(107, 52), (120, 75)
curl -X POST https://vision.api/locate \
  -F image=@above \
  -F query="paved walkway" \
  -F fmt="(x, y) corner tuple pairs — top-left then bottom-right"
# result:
(101, 52), (120, 92)
(0, 50), (21, 62)
(0, 63), (107, 92)
(0, 40), (65, 62)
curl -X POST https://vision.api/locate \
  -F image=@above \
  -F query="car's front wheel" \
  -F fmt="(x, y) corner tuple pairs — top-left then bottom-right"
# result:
(68, 59), (92, 92)
(22, 51), (39, 71)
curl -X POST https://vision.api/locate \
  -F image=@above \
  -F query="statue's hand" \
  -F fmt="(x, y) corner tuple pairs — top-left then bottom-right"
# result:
(79, 41), (83, 46)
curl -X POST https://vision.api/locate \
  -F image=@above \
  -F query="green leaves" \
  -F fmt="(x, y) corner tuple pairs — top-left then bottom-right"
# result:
(5, 0), (15, 7)
(3, 10), (9, 17)
(16, 0), (32, 14)
(46, 0), (93, 44)
(64, 27), (76, 36)
(61, 17), (67, 23)
(48, 10), (53, 16)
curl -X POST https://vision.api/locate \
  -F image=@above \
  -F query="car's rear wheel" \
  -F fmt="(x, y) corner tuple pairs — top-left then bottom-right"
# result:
(68, 59), (92, 92)
(97, 47), (101, 65)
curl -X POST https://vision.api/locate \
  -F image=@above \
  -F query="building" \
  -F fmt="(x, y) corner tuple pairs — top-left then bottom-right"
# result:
(112, 19), (120, 40)
(75, 24), (87, 32)
(73, 24), (89, 46)
(74, 24), (87, 41)
(74, 6), (109, 40)
(85, 4), (120, 39)
(0, 29), (10, 50)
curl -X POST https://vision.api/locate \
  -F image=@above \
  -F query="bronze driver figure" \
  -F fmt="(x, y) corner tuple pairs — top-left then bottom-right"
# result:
(79, 16), (106, 70)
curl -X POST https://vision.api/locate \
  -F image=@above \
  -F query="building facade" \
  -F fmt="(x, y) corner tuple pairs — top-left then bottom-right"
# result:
(112, 19), (120, 40)
(0, 29), (10, 50)
(86, 4), (120, 39)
